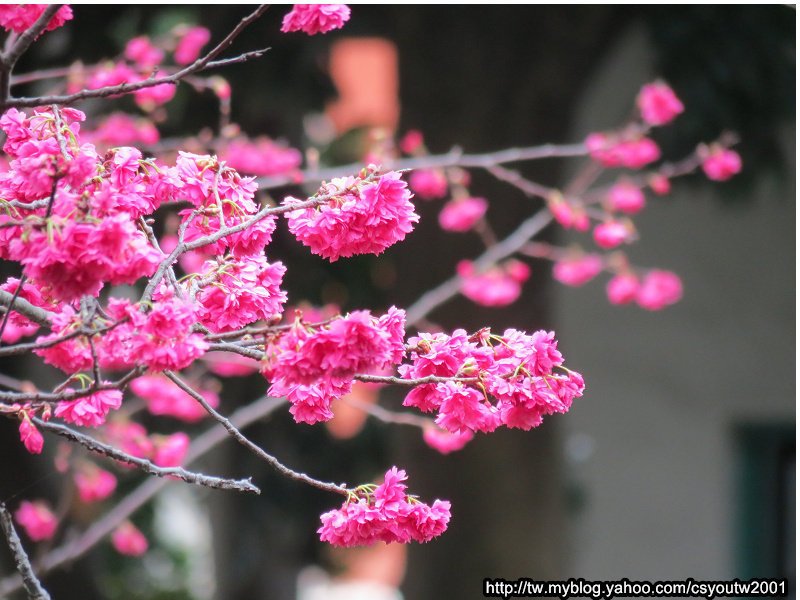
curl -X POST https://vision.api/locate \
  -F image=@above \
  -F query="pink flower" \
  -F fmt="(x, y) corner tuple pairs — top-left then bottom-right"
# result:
(549, 199), (589, 232)
(281, 4), (351, 35)
(15, 501), (57, 541)
(408, 169), (448, 200)
(606, 273), (640, 305)
(74, 465), (117, 503)
(553, 254), (604, 287)
(134, 83), (177, 111)
(220, 137), (302, 177)
(586, 133), (661, 169)
(194, 255), (287, 333)
(0, 5), (73, 34)
(124, 36), (164, 68)
(54, 389), (123, 428)
(112, 521), (148, 556)
(285, 169), (418, 262)
(318, 467), (451, 547)
(593, 221), (631, 250)
(173, 26), (211, 65)
(87, 113), (159, 147)
(422, 426), (474, 454)
(18, 415), (44, 454)
(399, 130), (424, 154)
(131, 375), (219, 422)
(637, 81), (684, 126)
(608, 180), (646, 214)
(152, 433), (190, 468)
(438, 197), (488, 232)
(649, 174), (671, 196)
(202, 352), (260, 377)
(457, 259), (530, 307)
(702, 147), (742, 181)
(636, 270), (683, 310)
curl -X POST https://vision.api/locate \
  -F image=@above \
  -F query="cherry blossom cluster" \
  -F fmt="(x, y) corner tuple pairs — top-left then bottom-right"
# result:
(262, 307), (406, 424)
(401, 327), (584, 433)
(318, 467), (451, 547)
(281, 4), (351, 36)
(284, 167), (419, 261)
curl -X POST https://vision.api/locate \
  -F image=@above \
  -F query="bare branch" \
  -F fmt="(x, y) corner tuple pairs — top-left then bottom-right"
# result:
(256, 142), (589, 190)
(0, 502), (51, 600)
(164, 370), (349, 497)
(0, 4), (64, 107)
(5, 5), (271, 109)
(0, 289), (54, 328)
(33, 418), (259, 494)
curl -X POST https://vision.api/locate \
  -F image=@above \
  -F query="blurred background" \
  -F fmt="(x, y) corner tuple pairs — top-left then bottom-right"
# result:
(0, 5), (794, 599)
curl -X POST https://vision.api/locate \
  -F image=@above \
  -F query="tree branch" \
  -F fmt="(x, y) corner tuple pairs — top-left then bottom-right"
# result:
(164, 370), (349, 497)
(0, 502), (51, 600)
(5, 5), (271, 108)
(33, 418), (260, 494)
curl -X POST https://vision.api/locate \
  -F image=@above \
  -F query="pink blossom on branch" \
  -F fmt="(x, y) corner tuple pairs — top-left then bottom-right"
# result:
(318, 467), (451, 547)
(281, 4), (351, 35)
(409, 168), (449, 200)
(701, 147), (742, 181)
(173, 26), (211, 65)
(0, 4), (73, 34)
(74, 465), (117, 503)
(53, 389), (123, 428)
(285, 169), (418, 262)
(112, 521), (148, 556)
(457, 259), (530, 307)
(438, 197), (488, 232)
(15, 501), (57, 542)
(553, 254), (604, 287)
(18, 414), (44, 455)
(637, 80), (684, 126)
(636, 270), (683, 311)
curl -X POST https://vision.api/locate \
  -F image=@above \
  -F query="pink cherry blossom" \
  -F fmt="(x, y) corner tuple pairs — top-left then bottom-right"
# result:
(173, 26), (211, 65)
(438, 197), (488, 232)
(608, 180), (646, 214)
(285, 169), (418, 262)
(637, 81), (684, 126)
(0, 5), (73, 34)
(399, 130), (424, 154)
(593, 221), (631, 250)
(549, 199), (590, 232)
(318, 467), (451, 547)
(281, 4), (351, 35)
(112, 521), (148, 556)
(18, 415), (44, 454)
(152, 433), (190, 468)
(131, 375), (219, 422)
(553, 254), (604, 287)
(649, 173), (671, 196)
(457, 260), (530, 307)
(124, 36), (164, 68)
(586, 133), (661, 169)
(606, 273), (640, 305)
(74, 465), (117, 503)
(636, 270), (683, 310)
(408, 169), (448, 200)
(701, 147), (742, 181)
(220, 137), (302, 177)
(54, 389), (123, 428)
(422, 426), (474, 454)
(194, 255), (287, 333)
(15, 501), (57, 541)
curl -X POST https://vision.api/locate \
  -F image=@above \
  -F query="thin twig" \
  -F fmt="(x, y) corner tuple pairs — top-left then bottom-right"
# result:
(164, 370), (349, 497)
(33, 418), (259, 494)
(256, 142), (589, 190)
(0, 502), (51, 600)
(5, 5), (271, 109)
